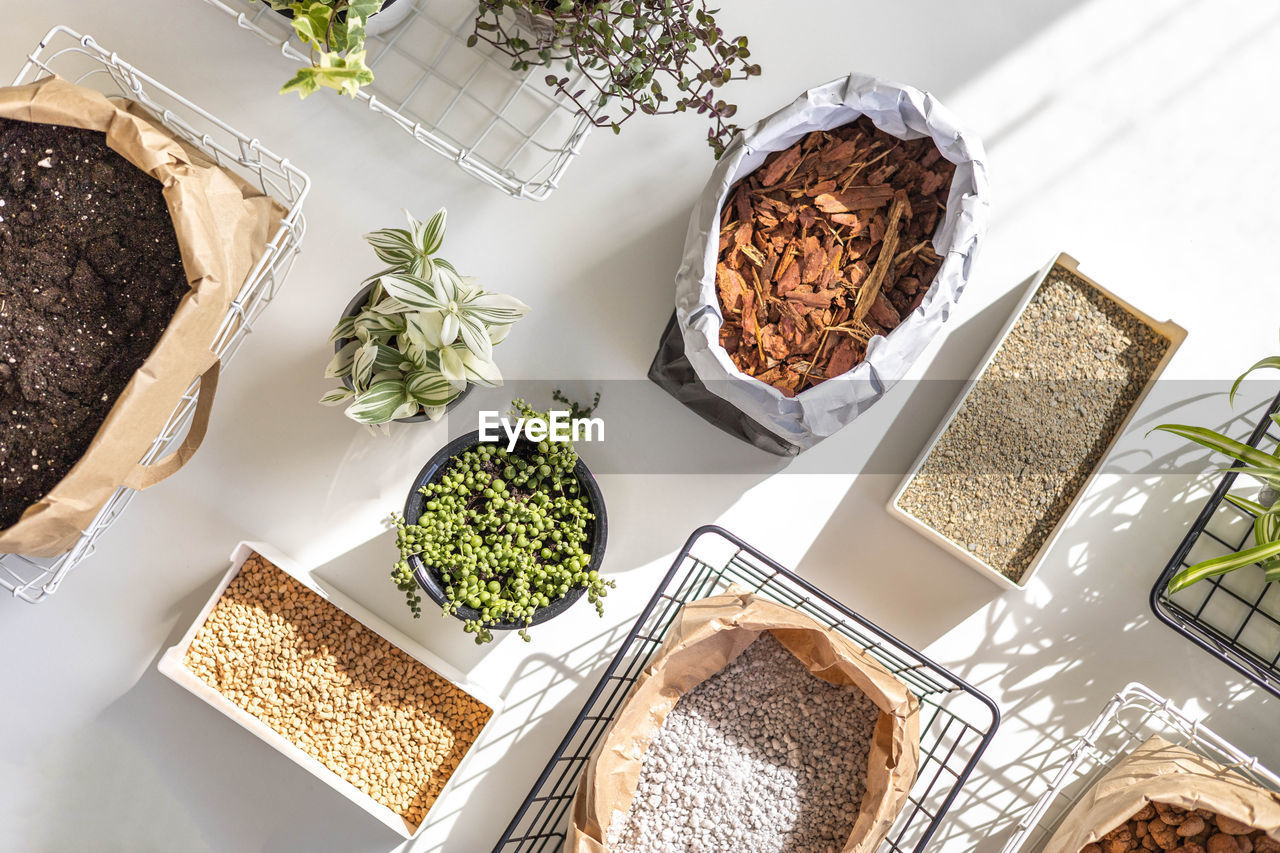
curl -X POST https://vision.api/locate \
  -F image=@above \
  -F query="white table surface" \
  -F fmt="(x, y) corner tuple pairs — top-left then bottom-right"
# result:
(4, 1), (1280, 851)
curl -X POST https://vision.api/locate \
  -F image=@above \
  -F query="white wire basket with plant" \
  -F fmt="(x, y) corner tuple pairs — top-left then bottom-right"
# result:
(200, 0), (761, 199)
(0, 26), (309, 604)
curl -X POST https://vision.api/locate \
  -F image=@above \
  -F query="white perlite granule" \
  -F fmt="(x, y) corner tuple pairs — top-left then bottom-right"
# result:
(607, 633), (880, 853)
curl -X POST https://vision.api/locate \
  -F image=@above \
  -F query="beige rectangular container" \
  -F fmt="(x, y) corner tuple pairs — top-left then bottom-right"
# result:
(888, 253), (1187, 591)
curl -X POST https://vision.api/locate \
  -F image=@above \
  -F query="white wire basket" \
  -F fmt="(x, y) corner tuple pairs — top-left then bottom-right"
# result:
(199, 0), (598, 201)
(0, 25), (310, 604)
(1002, 682), (1280, 852)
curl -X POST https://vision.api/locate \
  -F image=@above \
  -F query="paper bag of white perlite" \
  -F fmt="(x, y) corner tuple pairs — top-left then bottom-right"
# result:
(1043, 735), (1280, 852)
(0, 75), (282, 557)
(649, 72), (989, 455)
(566, 590), (920, 853)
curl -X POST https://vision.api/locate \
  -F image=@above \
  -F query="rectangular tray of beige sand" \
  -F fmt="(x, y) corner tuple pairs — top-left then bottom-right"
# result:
(158, 541), (501, 839)
(888, 253), (1187, 591)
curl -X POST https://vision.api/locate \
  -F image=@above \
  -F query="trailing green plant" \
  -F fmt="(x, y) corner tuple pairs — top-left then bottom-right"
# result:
(1154, 348), (1280, 593)
(469, 0), (761, 158)
(321, 208), (530, 425)
(264, 0), (379, 97)
(392, 396), (613, 643)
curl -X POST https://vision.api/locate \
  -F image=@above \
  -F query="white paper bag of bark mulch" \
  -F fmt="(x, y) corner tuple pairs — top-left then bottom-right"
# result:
(566, 590), (920, 853)
(649, 73), (989, 455)
(1042, 735), (1280, 852)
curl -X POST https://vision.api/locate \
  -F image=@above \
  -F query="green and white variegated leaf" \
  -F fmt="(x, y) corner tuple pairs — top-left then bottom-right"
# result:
(370, 370), (403, 386)
(363, 226), (417, 268)
(328, 313), (357, 343)
(422, 405), (447, 422)
(390, 399), (421, 421)
(409, 208), (447, 257)
(353, 314), (396, 345)
(345, 379), (410, 425)
(403, 311), (446, 351)
(370, 295), (413, 316)
(453, 343), (503, 387)
(488, 322), (513, 346)
(406, 370), (459, 407)
(319, 387), (355, 407)
(459, 290), (531, 327)
(432, 263), (461, 303)
(381, 273), (444, 312)
(353, 340), (379, 390)
(347, 0), (380, 28)
(456, 314), (493, 363)
(325, 340), (359, 379)
(372, 343), (404, 374)
(439, 344), (466, 384)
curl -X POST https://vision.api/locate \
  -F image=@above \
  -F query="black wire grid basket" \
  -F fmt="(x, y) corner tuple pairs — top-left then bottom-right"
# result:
(1151, 390), (1280, 699)
(493, 525), (1001, 852)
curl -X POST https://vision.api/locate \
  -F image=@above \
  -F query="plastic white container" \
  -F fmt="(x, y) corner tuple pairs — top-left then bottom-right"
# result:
(158, 541), (501, 839)
(888, 253), (1187, 591)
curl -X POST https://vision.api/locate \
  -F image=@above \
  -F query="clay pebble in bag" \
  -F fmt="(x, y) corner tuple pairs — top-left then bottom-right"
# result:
(0, 76), (282, 557)
(567, 590), (920, 853)
(650, 73), (989, 455)
(1043, 735), (1280, 853)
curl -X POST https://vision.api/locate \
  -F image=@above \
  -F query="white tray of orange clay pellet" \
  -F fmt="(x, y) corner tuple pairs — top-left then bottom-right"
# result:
(158, 542), (500, 839)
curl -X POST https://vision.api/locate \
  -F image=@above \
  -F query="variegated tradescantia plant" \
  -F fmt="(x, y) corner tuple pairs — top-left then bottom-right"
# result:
(321, 209), (530, 425)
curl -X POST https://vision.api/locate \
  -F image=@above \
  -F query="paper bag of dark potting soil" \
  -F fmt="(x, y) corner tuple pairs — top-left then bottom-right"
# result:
(1042, 735), (1280, 852)
(649, 73), (989, 455)
(0, 76), (282, 557)
(566, 590), (920, 853)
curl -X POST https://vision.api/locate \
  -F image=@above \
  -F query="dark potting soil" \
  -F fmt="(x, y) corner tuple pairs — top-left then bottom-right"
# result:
(0, 118), (188, 530)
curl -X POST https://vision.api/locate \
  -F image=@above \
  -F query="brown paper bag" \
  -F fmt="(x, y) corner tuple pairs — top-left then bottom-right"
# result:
(1043, 735), (1280, 852)
(567, 589), (921, 853)
(0, 75), (282, 557)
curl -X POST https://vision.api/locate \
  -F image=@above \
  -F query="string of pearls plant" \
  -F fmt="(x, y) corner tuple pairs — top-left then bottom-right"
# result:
(393, 398), (613, 643)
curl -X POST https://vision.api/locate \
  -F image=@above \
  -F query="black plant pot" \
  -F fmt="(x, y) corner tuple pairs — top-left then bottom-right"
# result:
(334, 282), (469, 424)
(403, 430), (608, 632)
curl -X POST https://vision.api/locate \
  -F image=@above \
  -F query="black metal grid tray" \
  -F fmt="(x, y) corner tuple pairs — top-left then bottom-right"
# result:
(1152, 390), (1280, 698)
(493, 525), (1001, 852)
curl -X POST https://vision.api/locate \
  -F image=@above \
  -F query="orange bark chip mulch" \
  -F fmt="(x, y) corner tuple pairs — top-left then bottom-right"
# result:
(714, 116), (955, 397)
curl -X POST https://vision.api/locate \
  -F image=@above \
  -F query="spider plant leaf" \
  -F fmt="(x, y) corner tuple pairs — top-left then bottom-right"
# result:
(1216, 465), (1280, 487)
(1229, 355), (1280, 405)
(1152, 424), (1279, 470)
(1167, 538), (1280, 594)
(1223, 493), (1270, 516)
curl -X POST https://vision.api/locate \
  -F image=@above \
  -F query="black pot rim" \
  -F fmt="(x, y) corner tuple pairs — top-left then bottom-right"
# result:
(402, 430), (608, 631)
(334, 281), (467, 423)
